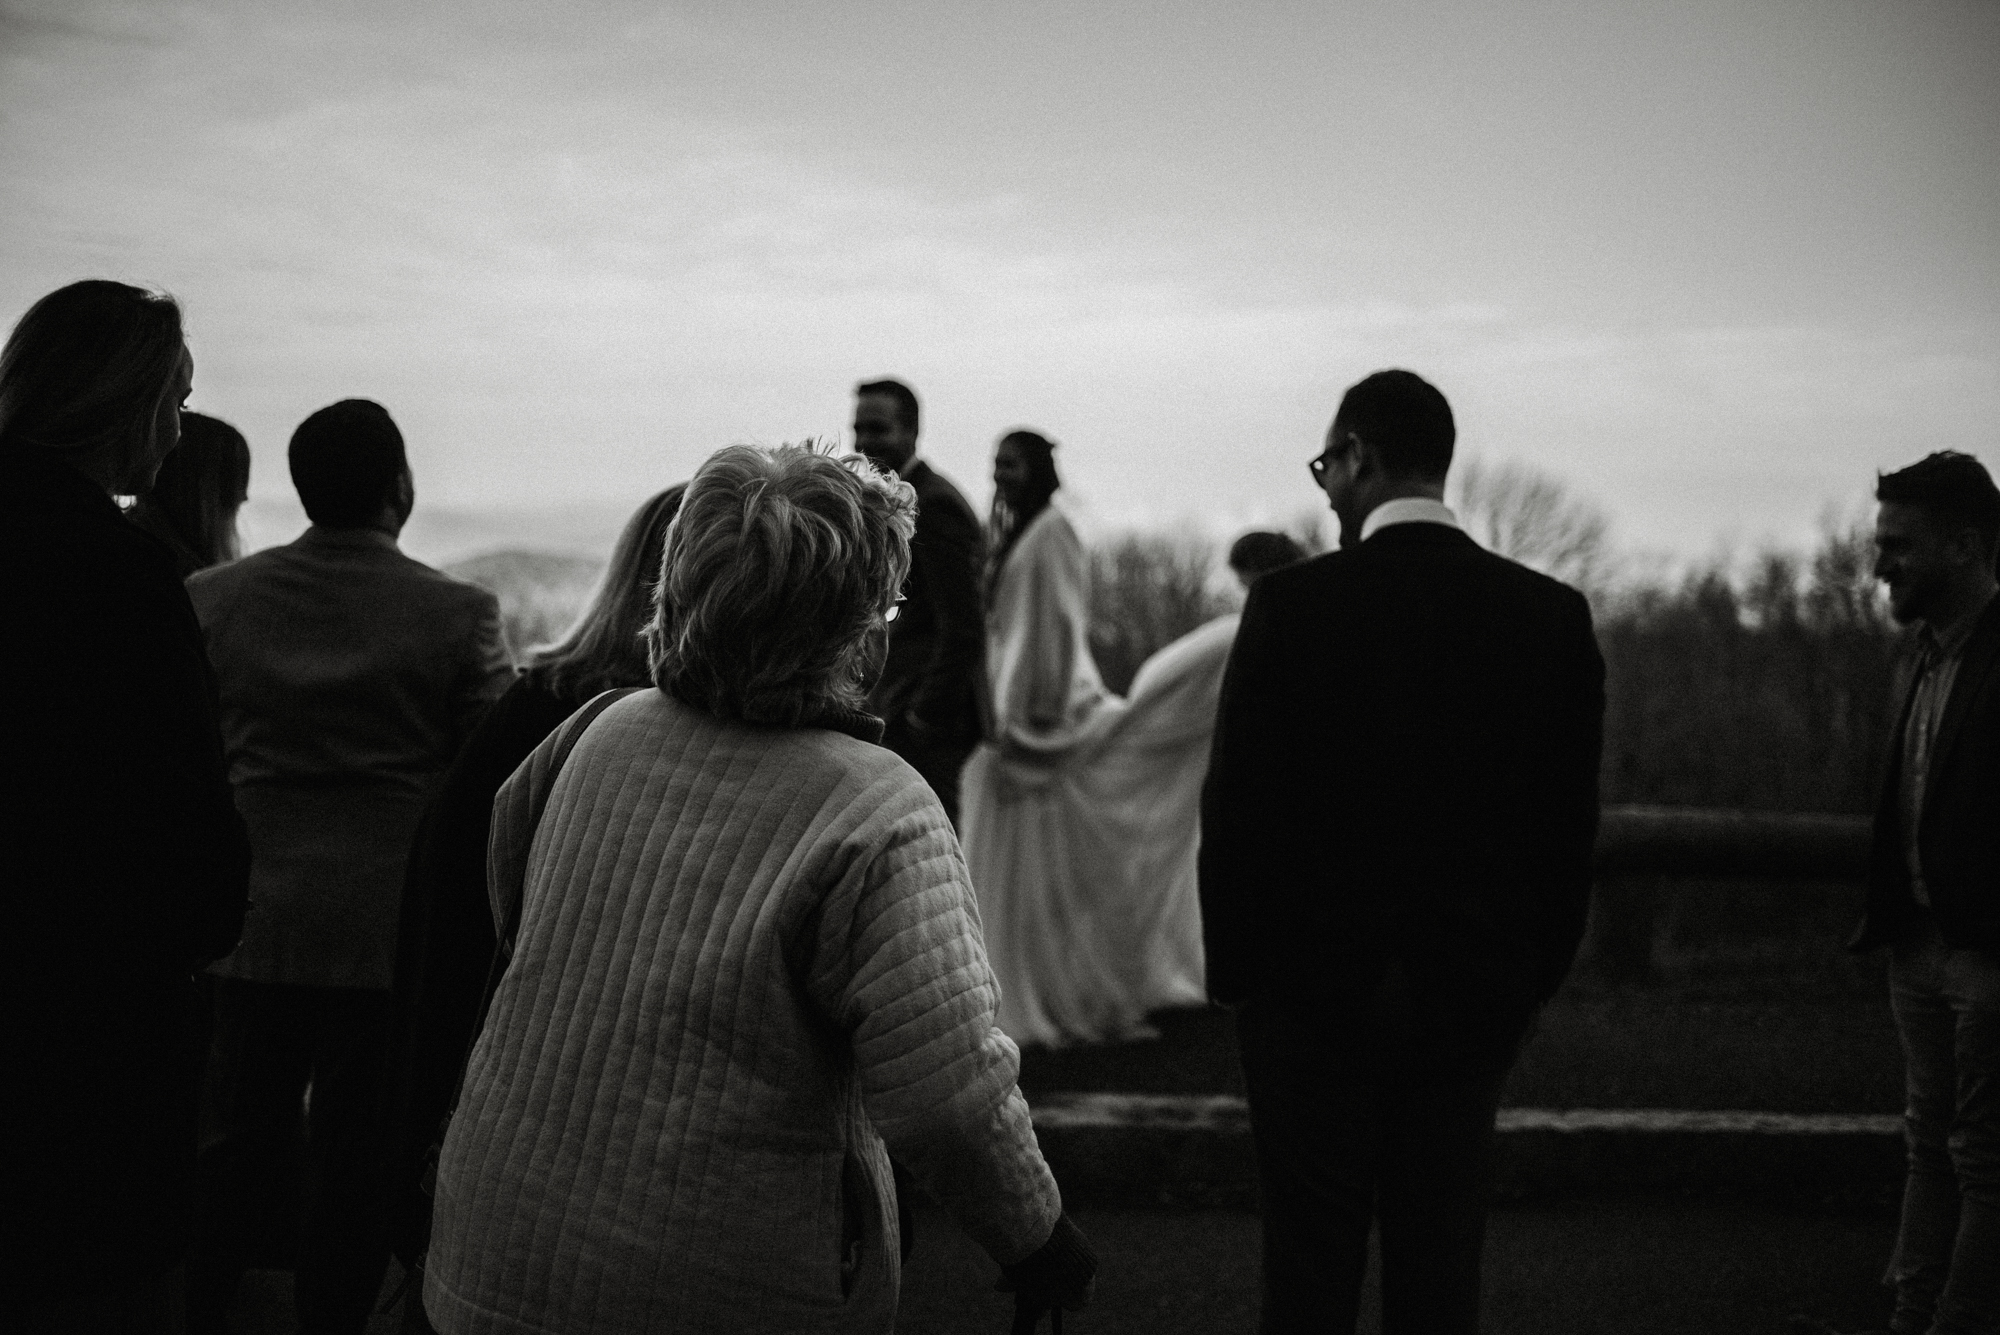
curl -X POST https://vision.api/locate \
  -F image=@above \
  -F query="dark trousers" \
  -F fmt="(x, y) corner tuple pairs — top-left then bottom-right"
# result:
(1885, 912), (2000, 1335)
(1235, 971), (1530, 1335)
(189, 978), (393, 1335)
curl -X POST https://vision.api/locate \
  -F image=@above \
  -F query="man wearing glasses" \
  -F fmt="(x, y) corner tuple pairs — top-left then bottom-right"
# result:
(1200, 369), (1605, 1334)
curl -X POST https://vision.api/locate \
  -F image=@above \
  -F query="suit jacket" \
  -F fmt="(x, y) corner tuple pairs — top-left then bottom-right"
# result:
(1198, 522), (1605, 1012)
(1, 447), (250, 1288)
(1855, 595), (2000, 954)
(869, 459), (985, 748)
(188, 525), (513, 990)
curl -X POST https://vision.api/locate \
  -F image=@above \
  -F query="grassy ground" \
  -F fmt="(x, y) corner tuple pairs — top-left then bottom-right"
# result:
(1022, 875), (1904, 1115)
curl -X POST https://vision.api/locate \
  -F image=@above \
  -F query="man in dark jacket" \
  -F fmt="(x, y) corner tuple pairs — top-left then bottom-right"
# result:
(1851, 450), (2000, 1335)
(186, 400), (512, 1335)
(1, 285), (250, 1327)
(853, 378), (985, 823)
(1199, 370), (1604, 1334)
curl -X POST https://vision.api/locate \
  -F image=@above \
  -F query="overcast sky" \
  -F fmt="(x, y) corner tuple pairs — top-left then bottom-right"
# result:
(4, 0), (1996, 560)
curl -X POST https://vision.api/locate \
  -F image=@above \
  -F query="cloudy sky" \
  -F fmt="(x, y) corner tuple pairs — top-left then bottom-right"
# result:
(4, 0), (1996, 561)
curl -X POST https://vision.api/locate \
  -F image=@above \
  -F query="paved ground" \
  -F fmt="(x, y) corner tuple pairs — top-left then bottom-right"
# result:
(1018, 990), (1903, 1115)
(234, 1195), (1896, 1335)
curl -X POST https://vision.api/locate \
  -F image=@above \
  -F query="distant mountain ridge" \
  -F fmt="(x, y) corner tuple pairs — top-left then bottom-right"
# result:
(239, 496), (637, 567)
(442, 549), (606, 661)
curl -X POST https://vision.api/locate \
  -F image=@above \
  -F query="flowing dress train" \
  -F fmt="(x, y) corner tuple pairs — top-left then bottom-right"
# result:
(960, 499), (1234, 1048)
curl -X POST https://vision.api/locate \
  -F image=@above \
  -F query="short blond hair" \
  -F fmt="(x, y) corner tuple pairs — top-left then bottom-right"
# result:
(647, 444), (916, 726)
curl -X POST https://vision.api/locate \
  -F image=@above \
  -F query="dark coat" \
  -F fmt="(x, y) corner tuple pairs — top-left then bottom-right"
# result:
(1854, 595), (2000, 954)
(379, 671), (581, 1264)
(0, 449), (250, 1292)
(1198, 523), (1604, 1014)
(868, 459), (985, 748)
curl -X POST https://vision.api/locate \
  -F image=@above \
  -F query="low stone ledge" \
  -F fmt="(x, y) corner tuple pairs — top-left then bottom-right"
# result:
(1029, 1095), (1903, 1208)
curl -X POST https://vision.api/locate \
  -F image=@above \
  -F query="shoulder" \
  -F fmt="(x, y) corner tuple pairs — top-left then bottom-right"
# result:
(1022, 502), (1081, 553)
(381, 550), (503, 616)
(186, 546), (282, 615)
(909, 462), (979, 525)
(1247, 548), (1345, 606)
(1470, 545), (1594, 620)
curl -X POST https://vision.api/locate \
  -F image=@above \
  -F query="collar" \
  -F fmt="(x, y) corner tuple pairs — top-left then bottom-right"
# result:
(296, 524), (401, 552)
(801, 703), (887, 745)
(1922, 586), (1997, 661)
(1360, 496), (1460, 543)
(3, 446), (124, 522)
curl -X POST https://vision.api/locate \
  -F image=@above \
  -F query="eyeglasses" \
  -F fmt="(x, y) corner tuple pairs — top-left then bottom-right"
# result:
(1308, 434), (1352, 483)
(884, 593), (907, 624)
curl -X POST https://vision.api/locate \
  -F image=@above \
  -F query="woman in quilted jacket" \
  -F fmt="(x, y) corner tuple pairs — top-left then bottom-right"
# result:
(423, 443), (1094, 1334)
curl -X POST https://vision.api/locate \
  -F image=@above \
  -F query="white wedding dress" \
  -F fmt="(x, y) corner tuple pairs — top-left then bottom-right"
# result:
(960, 497), (1235, 1048)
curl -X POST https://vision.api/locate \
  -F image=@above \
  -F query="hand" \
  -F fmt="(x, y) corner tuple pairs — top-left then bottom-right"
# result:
(996, 1214), (1095, 1333)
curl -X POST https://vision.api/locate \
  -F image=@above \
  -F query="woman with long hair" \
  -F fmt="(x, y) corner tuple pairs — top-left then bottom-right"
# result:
(423, 444), (1093, 1334)
(381, 484), (686, 1320)
(127, 410), (252, 577)
(961, 435), (1304, 1049)
(1, 280), (250, 1328)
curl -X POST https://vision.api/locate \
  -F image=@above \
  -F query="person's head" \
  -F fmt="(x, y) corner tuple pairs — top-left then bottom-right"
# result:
(1873, 451), (2000, 626)
(0, 279), (191, 495)
(853, 378), (920, 474)
(1313, 369), (1454, 545)
(524, 484), (689, 701)
(985, 429), (1062, 593)
(288, 399), (412, 532)
(136, 411), (252, 570)
(1227, 530), (1306, 589)
(646, 444), (916, 726)
(993, 428), (1060, 514)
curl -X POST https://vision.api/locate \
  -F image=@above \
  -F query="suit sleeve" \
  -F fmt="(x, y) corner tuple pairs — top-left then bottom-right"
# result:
(906, 492), (986, 736)
(455, 591), (515, 746)
(1197, 575), (1290, 1005)
(1531, 589), (1606, 1001)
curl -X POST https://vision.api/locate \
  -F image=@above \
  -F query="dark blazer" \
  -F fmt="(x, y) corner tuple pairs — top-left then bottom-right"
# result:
(1198, 522), (1605, 1011)
(1, 448), (250, 1290)
(868, 459), (985, 746)
(1855, 595), (2000, 954)
(188, 526), (513, 990)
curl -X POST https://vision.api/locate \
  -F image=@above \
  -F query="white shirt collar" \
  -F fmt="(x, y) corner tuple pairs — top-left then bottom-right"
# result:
(1360, 496), (1460, 543)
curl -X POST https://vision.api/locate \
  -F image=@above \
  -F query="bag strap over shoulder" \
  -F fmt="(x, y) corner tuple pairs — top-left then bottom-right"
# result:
(490, 685), (644, 952)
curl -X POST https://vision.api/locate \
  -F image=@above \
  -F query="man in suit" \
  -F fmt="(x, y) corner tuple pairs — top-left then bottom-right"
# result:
(1849, 451), (2000, 1335)
(186, 400), (513, 1335)
(853, 378), (985, 823)
(1200, 369), (1604, 1334)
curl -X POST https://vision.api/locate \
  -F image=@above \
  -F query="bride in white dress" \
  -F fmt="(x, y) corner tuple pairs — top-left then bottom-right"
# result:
(959, 429), (1304, 1048)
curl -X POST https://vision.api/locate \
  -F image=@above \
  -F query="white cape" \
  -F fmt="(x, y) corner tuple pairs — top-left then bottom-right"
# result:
(960, 501), (1233, 1048)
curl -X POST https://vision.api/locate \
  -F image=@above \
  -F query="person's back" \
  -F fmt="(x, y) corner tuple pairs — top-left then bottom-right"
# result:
(434, 692), (1005, 1331)
(0, 280), (250, 1324)
(1212, 527), (1600, 1004)
(1201, 370), (1602, 1335)
(188, 410), (509, 986)
(185, 398), (509, 1335)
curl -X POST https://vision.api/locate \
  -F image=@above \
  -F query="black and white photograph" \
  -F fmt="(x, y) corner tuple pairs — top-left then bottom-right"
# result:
(3, 2), (1997, 1332)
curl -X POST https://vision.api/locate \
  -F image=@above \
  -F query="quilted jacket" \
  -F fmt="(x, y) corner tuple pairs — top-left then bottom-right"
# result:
(424, 689), (1061, 1333)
